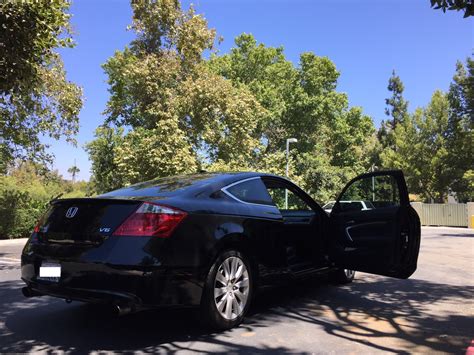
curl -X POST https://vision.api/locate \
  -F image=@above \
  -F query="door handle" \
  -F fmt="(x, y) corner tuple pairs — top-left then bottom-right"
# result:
(347, 220), (356, 225)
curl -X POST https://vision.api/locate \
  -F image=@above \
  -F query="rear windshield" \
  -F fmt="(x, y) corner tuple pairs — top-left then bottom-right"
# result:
(100, 174), (218, 197)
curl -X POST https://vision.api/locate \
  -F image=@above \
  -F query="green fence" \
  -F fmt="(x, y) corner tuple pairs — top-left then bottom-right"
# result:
(411, 202), (474, 228)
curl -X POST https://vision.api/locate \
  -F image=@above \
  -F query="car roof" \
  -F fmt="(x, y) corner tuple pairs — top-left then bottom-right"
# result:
(99, 171), (284, 199)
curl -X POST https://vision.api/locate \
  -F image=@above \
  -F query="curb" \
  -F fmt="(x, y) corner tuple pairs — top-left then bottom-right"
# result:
(421, 226), (474, 232)
(0, 238), (28, 246)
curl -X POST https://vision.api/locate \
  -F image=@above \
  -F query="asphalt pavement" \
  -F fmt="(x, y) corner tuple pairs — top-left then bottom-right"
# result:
(0, 227), (473, 354)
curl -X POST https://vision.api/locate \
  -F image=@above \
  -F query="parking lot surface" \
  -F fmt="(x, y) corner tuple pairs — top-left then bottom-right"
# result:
(0, 227), (473, 354)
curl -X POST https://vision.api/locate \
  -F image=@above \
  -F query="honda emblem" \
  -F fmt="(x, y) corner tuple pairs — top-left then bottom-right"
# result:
(65, 207), (79, 218)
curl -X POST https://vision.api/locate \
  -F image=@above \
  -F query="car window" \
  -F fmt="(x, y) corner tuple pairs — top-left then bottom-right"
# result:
(323, 202), (334, 209)
(339, 201), (364, 212)
(338, 174), (400, 212)
(226, 178), (274, 205)
(266, 186), (311, 211)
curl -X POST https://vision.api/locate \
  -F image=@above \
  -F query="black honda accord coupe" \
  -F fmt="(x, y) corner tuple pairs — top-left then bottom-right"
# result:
(21, 170), (420, 329)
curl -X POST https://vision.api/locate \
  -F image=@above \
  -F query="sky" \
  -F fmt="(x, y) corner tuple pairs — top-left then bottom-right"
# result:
(49, 0), (473, 181)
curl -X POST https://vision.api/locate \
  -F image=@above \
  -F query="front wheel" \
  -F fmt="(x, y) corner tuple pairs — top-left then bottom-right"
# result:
(330, 268), (355, 284)
(200, 250), (253, 330)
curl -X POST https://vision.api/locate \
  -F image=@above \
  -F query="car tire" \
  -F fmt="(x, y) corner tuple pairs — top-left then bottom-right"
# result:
(200, 249), (253, 330)
(330, 268), (355, 284)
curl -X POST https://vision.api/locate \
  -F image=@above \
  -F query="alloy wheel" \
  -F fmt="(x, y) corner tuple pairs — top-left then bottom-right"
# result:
(213, 256), (250, 320)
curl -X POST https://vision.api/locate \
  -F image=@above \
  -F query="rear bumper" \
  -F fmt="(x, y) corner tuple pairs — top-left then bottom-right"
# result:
(22, 279), (142, 306)
(21, 255), (205, 307)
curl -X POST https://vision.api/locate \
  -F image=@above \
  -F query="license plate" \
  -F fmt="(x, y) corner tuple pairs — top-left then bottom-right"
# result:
(39, 262), (61, 281)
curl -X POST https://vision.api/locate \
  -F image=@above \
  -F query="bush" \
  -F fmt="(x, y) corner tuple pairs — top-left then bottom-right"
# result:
(0, 162), (92, 239)
(0, 188), (47, 239)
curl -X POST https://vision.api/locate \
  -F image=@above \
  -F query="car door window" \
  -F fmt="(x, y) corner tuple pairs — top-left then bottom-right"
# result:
(337, 174), (400, 212)
(266, 186), (312, 211)
(225, 178), (274, 206)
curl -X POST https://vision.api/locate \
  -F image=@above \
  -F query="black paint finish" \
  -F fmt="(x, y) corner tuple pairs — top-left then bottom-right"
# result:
(21, 171), (420, 309)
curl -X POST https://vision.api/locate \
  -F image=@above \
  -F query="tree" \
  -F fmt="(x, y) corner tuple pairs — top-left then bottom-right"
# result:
(208, 34), (375, 201)
(430, 0), (474, 18)
(90, 2), (375, 201)
(67, 163), (80, 183)
(85, 126), (124, 194)
(378, 71), (409, 150)
(114, 123), (198, 185)
(89, 0), (266, 192)
(0, 0), (83, 171)
(382, 91), (452, 202)
(445, 57), (474, 201)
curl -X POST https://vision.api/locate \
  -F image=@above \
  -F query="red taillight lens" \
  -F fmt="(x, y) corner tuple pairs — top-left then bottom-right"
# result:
(33, 222), (41, 233)
(113, 202), (187, 238)
(33, 207), (52, 233)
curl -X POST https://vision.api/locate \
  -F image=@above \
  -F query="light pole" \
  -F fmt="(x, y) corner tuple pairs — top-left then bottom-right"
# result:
(371, 164), (378, 202)
(285, 138), (298, 209)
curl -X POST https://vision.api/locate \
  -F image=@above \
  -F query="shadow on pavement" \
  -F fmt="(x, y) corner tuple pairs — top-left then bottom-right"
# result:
(0, 275), (472, 353)
(439, 233), (473, 238)
(248, 276), (473, 353)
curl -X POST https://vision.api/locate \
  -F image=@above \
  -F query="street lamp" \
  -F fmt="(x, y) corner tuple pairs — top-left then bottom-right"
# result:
(285, 138), (298, 209)
(371, 164), (378, 202)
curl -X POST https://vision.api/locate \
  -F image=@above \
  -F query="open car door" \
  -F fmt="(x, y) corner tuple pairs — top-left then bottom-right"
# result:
(329, 170), (420, 279)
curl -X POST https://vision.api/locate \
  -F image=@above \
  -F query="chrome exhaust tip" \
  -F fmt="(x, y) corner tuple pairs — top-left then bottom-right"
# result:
(22, 287), (42, 298)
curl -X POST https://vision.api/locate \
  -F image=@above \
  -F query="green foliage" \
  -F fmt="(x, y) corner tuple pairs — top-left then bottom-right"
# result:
(380, 57), (474, 203)
(208, 34), (375, 200)
(86, 1), (471, 206)
(384, 71), (409, 129)
(87, 3), (376, 202)
(67, 164), (80, 182)
(95, 0), (268, 190)
(381, 87), (473, 202)
(114, 123), (198, 185)
(3, 187), (50, 239)
(445, 57), (474, 201)
(85, 126), (125, 194)
(430, 0), (474, 17)
(0, 0), (83, 169)
(379, 71), (409, 150)
(0, 162), (91, 239)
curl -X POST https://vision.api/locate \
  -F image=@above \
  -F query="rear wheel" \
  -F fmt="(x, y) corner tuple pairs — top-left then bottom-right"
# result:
(330, 268), (355, 284)
(200, 250), (253, 330)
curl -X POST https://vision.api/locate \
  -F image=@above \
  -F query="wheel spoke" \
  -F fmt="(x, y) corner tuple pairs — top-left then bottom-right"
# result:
(232, 297), (241, 315)
(231, 258), (239, 280)
(223, 259), (231, 279)
(215, 271), (227, 285)
(214, 287), (226, 298)
(235, 277), (249, 289)
(216, 294), (227, 312)
(234, 290), (247, 303)
(225, 294), (233, 319)
(234, 263), (244, 280)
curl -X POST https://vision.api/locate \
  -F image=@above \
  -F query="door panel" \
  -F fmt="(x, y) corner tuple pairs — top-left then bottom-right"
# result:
(263, 178), (323, 272)
(330, 170), (420, 279)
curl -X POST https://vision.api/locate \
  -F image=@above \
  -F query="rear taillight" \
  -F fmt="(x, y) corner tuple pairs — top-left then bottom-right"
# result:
(33, 207), (52, 233)
(113, 202), (187, 238)
(33, 221), (42, 233)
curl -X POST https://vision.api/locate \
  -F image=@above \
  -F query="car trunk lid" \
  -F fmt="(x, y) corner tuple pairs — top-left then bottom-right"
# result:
(38, 198), (141, 245)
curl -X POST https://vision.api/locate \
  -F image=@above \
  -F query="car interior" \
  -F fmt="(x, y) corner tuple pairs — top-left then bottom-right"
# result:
(262, 178), (326, 272)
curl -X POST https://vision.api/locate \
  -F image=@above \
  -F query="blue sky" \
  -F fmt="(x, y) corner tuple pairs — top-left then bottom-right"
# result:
(50, 0), (473, 181)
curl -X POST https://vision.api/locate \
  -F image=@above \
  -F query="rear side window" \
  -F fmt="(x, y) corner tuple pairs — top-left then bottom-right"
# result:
(225, 178), (274, 206)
